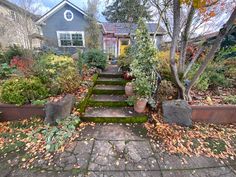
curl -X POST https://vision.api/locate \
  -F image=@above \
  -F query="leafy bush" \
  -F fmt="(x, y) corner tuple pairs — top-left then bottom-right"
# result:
(188, 62), (231, 91)
(223, 95), (236, 104)
(3, 45), (24, 64)
(29, 115), (80, 152)
(0, 63), (15, 79)
(155, 50), (179, 81)
(130, 19), (157, 99)
(0, 77), (48, 105)
(77, 50), (83, 76)
(117, 46), (134, 71)
(34, 54), (80, 95)
(83, 49), (107, 70)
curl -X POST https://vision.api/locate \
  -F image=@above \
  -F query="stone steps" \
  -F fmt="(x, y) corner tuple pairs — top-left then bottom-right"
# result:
(81, 107), (147, 123)
(93, 85), (125, 95)
(88, 94), (128, 107)
(80, 65), (147, 123)
(96, 77), (127, 85)
(99, 73), (123, 78)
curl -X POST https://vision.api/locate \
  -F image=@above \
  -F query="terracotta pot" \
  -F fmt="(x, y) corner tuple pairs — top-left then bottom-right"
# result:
(125, 82), (134, 96)
(134, 98), (148, 113)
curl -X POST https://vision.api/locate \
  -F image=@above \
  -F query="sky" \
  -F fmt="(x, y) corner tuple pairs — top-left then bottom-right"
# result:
(10, 0), (107, 21)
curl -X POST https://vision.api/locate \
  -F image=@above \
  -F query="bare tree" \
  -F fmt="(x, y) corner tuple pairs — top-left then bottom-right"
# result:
(169, 0), (236, 100)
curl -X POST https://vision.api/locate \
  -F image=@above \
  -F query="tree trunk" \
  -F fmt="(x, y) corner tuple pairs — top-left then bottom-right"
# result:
(170, 0), (186, 99)
(186, 7), (236, 100)
(183, 45), (205, 78)
(179, 5), (195, 73)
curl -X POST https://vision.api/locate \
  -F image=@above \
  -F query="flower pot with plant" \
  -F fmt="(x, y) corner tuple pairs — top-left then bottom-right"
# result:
(125, 82), (134, 96)
(133, 78), (152, 113)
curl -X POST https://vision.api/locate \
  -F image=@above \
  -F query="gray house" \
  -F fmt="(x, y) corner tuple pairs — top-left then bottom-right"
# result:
(37, 0), (166, 55)
(36, 0), (92, 54)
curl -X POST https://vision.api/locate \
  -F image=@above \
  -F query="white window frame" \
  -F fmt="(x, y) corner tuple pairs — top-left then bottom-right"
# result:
(57, 31), (85, 47)
(64, 10), (74, 21)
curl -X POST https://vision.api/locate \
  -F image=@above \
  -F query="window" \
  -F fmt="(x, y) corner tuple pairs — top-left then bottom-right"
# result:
(64, 10), (73, 21)
(57, 31), (84, 47)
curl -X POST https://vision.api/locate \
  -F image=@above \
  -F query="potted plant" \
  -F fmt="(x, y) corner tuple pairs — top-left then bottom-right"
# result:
(123, 71), (133, 80)
(133, 78), (152, 113)
(125, 82), (134, 96)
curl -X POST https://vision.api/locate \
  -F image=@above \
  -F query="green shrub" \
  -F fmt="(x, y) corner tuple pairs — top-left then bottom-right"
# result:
(83, 49), (107, 70)
(4, 45), (24, 64)
(188, 63), (231, 91)
(29, 115), (80, 152)
(155, 50), (178, 81)
(117, 46), (134, 71)
(130, 19), (157, 99)
(77, 50), (83, 76)
(0, 63), (15, 79)
(223, 95), (236, 104)
(34, 54), (80, 95)
(1, 77), (48, 105)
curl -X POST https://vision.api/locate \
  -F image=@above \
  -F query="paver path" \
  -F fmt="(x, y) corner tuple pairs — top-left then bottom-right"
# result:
(2, 123), (236, 177)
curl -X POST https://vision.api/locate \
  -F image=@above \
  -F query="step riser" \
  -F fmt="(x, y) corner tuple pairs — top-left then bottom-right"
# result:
(88, 101), (128, 107)
(96, 80), (127, 85)
(93, 90), (125, 95)
(99, 74), (123, 78)
(80, 116), (148, 123)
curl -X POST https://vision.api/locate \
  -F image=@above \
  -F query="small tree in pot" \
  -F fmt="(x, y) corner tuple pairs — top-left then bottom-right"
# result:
(130, 19), (158, 112)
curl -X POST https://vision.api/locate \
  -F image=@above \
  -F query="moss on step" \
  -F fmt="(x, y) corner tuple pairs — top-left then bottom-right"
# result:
(99, 73), (123, 78)
(80, 116), (148, 123)
(96, 80), (127, 85)
(88, 100), (128, 107)
(79, 74), (98, 114)
(92, 89), (125, 95)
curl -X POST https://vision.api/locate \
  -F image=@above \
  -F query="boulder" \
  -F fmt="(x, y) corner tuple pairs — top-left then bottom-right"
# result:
(45, 94), (75, 125)
(162, 100), (192, 127)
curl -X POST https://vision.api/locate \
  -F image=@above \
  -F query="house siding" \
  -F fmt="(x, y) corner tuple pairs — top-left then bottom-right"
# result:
(41, 4), (89, 54)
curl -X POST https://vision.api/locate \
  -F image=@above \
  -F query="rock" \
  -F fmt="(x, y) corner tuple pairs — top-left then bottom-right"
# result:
(45, 94), (75, 125)
(162, 100), (192, 127)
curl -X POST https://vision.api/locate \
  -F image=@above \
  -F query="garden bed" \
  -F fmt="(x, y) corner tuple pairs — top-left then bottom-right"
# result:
(0, 103), (45, 121)
(191, 105), (236, 124)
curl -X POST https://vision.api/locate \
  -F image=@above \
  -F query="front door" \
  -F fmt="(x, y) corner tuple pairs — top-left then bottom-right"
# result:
(119, 39), (130, 56)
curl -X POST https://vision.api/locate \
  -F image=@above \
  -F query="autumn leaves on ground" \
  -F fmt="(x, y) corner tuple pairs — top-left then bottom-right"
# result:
(0, 113), (235, 170)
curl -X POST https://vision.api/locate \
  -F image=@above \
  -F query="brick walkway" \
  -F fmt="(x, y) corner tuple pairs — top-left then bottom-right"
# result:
(2, 123), (236, 177)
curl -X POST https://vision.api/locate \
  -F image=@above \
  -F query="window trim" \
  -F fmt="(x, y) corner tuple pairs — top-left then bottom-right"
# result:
(57, 31), (85, 47)
(64, 10), (74, 21)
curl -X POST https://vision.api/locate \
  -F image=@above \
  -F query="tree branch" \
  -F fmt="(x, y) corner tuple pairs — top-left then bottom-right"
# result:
(183, 44), (206, 78)
(186, 7), (236, 100)
(179, 5), (195, 73)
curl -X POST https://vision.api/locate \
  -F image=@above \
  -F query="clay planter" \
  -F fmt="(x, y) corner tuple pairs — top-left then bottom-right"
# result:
(134, 98), (148, 113)
(125, 82), (134, 96)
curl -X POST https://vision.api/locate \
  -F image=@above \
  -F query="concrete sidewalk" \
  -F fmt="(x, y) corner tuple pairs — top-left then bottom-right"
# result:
(1, 123), (236, 177)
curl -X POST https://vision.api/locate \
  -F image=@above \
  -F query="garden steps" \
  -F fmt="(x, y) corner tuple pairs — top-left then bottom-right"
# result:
(96, 77), (128, 85)
(99, 73), (123, 78)
(81, 107), (147, 123)
(88, 94), (128, 107)
(80, 65), (147, 123)
(92, 85), (125, 95)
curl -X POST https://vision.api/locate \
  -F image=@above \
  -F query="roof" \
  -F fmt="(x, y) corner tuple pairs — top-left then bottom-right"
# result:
(36, 0), (88, 24)
(102, 22), (166, 35)
(0, 0), (39, 21)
